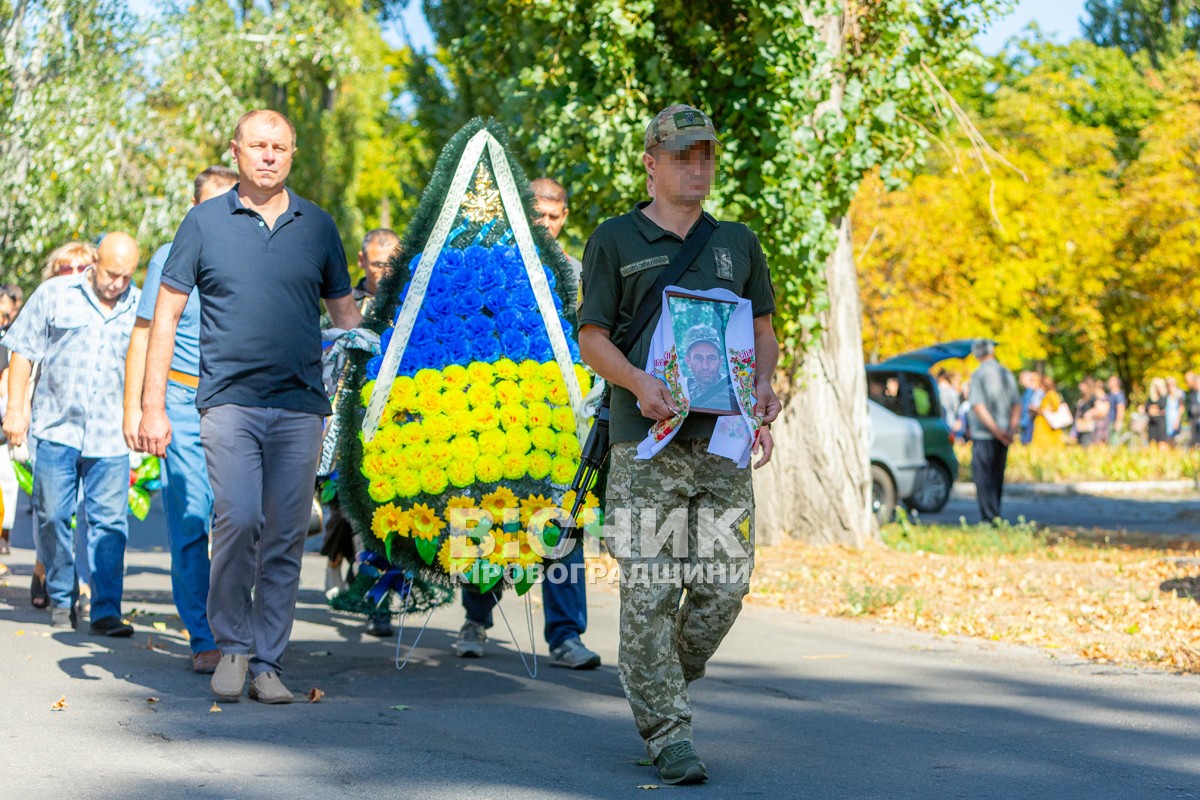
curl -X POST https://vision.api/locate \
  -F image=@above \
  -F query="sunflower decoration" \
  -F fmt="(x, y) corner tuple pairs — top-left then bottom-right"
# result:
(336, 120), (594, 601)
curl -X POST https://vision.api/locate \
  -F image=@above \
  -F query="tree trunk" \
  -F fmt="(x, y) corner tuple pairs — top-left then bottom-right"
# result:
(752, 2), (874, 546)
(754, 217), (874, 545)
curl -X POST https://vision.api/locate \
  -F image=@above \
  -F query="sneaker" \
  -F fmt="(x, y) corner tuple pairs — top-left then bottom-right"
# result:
(211, 653), (249, 701)
(653, 740), (708, 786)
(453, 620), (487, 658)
(89, 615), (134, 637)
(366, 614), (394, 637)
(248, 671), (294, 704)
(549, 636), (601, 670)
(50, 606), (77, 629)
(192, 649), (222, 674)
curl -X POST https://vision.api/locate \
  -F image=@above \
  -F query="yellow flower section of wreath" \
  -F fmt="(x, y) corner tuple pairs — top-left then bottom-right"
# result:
(371, 490), (601, 579)
(360, 359), (590, 505)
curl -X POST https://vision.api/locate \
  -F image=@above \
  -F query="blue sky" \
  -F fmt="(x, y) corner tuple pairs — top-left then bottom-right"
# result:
(977, 0), (1089, 52)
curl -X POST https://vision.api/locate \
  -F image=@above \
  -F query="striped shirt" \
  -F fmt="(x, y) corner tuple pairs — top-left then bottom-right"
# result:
(3, 271), (140, 457)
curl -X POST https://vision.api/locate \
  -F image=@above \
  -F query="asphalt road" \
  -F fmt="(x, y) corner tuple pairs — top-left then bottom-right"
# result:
(921, 487), (1200, 537)
(5, 542), (1200, 798)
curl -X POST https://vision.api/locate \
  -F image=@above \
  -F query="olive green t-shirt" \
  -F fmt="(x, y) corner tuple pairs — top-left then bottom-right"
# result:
(579, 202), (776, 444)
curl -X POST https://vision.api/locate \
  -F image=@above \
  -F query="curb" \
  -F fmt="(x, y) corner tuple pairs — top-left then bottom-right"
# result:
(953, 480), (1199, 498)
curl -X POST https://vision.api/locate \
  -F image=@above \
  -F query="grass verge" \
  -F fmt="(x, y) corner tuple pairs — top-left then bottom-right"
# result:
(750, 518), (1200, 673)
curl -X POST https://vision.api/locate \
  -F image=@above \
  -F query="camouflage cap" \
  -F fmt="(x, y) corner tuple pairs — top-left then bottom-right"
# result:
(683, 324), (722, 354)
(645, 104), (722, 152)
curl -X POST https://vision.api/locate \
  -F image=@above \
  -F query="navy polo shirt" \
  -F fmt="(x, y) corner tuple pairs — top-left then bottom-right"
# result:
(161, 185), (351, 415)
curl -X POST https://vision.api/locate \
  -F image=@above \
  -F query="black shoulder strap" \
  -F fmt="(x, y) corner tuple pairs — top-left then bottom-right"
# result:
(615, 214), (717, 356)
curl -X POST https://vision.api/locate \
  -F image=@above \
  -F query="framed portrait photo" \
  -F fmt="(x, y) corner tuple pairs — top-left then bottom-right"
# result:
(666, 290), (740, 416)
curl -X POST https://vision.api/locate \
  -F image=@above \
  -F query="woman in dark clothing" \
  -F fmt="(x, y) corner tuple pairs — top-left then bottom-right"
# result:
(1146, 377), (1170, 447)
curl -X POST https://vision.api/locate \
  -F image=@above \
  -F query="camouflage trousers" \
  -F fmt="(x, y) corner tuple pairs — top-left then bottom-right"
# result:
(606, 439), (755, 759)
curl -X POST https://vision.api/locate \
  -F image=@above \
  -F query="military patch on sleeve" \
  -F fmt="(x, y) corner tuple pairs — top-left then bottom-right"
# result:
(620, 255), (670, 277)
(714, 247), (734, 281)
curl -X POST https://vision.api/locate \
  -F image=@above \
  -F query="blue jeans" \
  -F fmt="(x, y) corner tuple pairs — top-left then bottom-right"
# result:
(28, 435), (90, 584)
(163, 381), (215, 653)
(32, 441), (128, 620)
(461, 537), (588, 649)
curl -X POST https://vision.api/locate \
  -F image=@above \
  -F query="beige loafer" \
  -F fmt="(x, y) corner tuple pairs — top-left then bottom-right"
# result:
(248, 671), (294, 704)
(210, 653), (249, 701)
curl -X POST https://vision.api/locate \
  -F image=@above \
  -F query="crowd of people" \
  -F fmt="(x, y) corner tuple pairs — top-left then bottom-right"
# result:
(0, 104), (778, 787)
(936, 368), (1200, 449)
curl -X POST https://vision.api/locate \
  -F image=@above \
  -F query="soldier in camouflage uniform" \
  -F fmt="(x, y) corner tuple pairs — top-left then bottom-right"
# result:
(578, 104), (781, 786)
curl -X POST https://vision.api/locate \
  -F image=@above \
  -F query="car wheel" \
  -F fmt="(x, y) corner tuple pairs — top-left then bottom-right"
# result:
(907, 460), (953, 514)
(871, 464), (897, 525)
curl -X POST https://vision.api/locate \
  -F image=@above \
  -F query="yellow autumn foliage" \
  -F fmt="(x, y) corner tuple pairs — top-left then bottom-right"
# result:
(854, 44), (1200, 391)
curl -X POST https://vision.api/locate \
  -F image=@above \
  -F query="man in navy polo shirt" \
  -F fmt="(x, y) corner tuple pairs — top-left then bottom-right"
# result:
(138, 110), (362, 705)
(123, 165), (237, 675)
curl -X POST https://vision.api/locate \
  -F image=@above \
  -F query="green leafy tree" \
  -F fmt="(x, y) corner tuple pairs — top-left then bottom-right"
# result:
(0, 1), (418, 289)
(1084, 0), (1200, 68)
(151, 0), (403, 256)
(412, 0), (1010, 543)
(0, 0), (185, 287)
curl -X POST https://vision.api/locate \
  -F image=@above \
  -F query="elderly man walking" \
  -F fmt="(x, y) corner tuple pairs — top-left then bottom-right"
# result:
(3, 232), (140, 634)
(139, 110), (362, 704)
(967, 339), (1021, 524)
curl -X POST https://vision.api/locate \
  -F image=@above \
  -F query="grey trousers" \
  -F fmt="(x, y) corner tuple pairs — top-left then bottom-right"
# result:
(200, 404), (323, 676)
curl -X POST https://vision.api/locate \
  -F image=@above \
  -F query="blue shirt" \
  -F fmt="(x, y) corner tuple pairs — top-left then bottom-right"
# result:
(137, 242), (201, 377)
(160, 185), (351, 415)
(1108, 390), (1126, 425)
(2, 272), (140, 457)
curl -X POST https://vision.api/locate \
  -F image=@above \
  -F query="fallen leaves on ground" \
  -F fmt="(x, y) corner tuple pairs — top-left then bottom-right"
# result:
(308, 688), (324, 703)
(750, 526), (1200, 674)
(140, 635), (168, 652)
(50, 695), (66, 711)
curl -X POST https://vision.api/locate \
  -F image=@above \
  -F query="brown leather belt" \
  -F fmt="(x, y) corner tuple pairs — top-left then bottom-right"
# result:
(168, 369), (200, 389)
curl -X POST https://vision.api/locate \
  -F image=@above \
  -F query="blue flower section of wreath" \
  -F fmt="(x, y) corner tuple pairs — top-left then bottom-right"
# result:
(473, 335), (502, 362)
(465, 315), (493, 340)
(478, 262), (506, 294)
(516, 311), (542, 338)
(482, 287), (510, 316)
(377, 245), (580, 374)
(492, 308), (522, 332)
(452, 288), (485, 317)
(500, 328), (530, 361)
(442, 335), (472, 364)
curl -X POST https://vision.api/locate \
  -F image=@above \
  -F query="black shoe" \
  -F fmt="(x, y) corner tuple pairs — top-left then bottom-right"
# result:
(653, 740), (708, 785)
(366, 615), (394, 637)
(50, 606), (77, 629)
(30, 573), (50, 609)
(89, 615), (134, 637)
